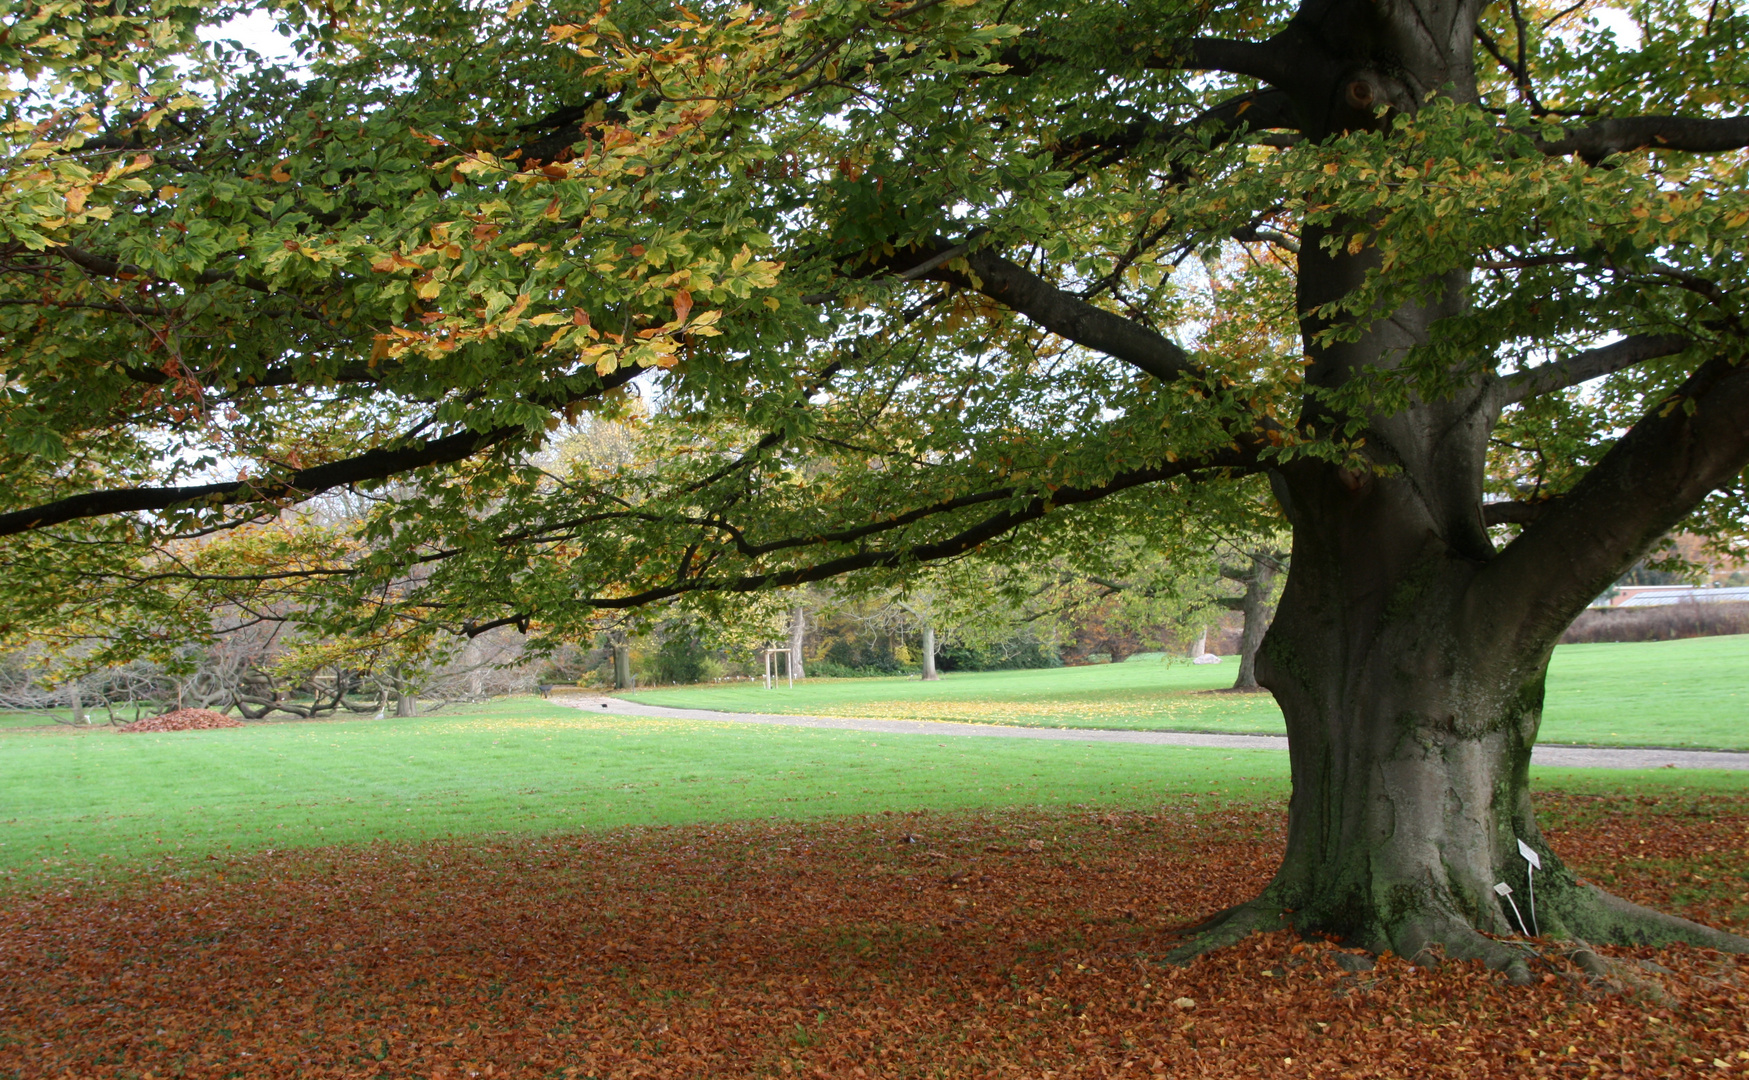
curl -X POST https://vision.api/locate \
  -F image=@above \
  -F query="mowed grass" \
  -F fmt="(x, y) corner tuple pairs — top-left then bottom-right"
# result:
(3, 693), (1745, 887)
(624, 633), (1749, 750)
(627, 656), (1290, 732)
(0, 697), (1290, 884)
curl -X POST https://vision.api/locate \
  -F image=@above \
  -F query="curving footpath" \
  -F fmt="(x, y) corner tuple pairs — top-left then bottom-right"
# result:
(553, 693), (1749, 770)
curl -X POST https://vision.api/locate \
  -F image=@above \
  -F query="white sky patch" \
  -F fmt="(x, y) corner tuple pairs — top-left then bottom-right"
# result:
(198, 8), (303, 68)
(1588, 5), (1643, 50)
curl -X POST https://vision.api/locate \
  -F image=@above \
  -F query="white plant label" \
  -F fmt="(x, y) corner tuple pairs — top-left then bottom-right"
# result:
(1517, 839), (1542, 869)
(1494, 882), (1528, 937)
(1517, 839), (1540, 936)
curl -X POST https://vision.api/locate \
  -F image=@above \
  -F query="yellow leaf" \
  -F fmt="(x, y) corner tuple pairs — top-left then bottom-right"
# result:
(63, 186), (88, 214)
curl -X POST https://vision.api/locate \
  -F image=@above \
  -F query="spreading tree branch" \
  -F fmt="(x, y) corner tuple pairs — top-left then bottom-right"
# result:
(1482, 499), (1554, 526)
(1165, 37), (1298, 86)
(1538, 116), (1749, 160)
(873, 242), (1202, 384)
(0, 427), (522, 537)
(1485, 350), (1749, 628)
(1052, 89), (1301, 168)
(0, 365), (645, 538)
(1493, 334), (1690, 407)
(580, 445), (1260, 609)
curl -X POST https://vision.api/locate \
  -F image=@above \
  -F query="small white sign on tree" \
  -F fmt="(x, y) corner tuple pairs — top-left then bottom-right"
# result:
(1517, 839), (1542, 937)
(1493, 882), (1529, 936)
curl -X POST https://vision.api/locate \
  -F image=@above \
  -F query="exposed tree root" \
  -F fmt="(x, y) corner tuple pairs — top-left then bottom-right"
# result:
(1553, 884), (1749, 954)
(1392, 915), (1537, 984)
(1162, 895), (1292, 966)
(1162, 882), (1747, 988)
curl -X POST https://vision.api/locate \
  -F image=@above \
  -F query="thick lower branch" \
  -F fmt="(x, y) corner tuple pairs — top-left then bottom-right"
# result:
(0, 366), (644, 537)
(1493, 334), (1689, 407)
(588, 451), (1255, 608)
(898, 245), (1202, 383)
(1539, 115), (1749, 161)
(1485, 350), (1749, 630)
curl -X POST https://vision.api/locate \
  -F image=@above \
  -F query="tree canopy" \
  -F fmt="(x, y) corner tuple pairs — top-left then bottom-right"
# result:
(3, 0), (1748, 969)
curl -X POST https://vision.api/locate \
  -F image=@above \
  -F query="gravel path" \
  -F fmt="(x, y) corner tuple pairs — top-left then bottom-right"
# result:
(553, 694), (1748, 770)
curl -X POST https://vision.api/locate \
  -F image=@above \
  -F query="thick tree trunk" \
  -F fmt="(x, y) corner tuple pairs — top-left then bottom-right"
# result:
(1160, 0), (1749, 969)
(1234, 496), (1740, 974)
(1188, 626), (1207, 658)
(789, 605), (806, 680)
(920, 624), (938, 680)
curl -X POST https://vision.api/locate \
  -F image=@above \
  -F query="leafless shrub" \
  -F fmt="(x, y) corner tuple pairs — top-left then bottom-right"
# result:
(1561, 602), (1749, 644)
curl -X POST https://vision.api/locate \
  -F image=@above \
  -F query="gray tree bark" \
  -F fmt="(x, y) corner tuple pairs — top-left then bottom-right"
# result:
(1220, 552), (1281, 690)
(920, 623), (938, 681)
(610, 627), (633, 690)
(392, 666), (417, 717)
(788, 605), (806, 680)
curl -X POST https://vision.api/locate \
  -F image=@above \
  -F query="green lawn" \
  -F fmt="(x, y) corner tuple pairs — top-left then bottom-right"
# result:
(0, 697), (1288, 884)
(623, 634), (1749, 750)
(2, 694), (1743, 886)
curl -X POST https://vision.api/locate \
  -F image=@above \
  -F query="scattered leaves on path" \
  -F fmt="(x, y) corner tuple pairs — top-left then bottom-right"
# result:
(0, 790), (1744, 1078)
(728, 691), (1285, 731)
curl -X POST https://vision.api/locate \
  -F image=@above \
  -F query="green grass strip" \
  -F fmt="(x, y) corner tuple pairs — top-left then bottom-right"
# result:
(624, 634), (1749, 750)
(3, 697), (1744, 888)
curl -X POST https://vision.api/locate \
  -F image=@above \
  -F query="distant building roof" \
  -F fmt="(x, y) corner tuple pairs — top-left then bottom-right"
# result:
(1598, 585), (1749, 608)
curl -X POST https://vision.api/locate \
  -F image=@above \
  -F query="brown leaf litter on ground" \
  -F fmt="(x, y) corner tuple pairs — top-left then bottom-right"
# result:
(0, 790), (1745, 1078)
(116, 708), (246, 733)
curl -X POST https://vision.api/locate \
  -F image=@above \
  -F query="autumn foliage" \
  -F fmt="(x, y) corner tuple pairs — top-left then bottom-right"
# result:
(117, 708), (246, 733)
(1, 790), (1743, 1078)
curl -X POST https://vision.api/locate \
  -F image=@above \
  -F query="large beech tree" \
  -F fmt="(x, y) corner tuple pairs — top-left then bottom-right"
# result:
(3, 0), (1748, 973)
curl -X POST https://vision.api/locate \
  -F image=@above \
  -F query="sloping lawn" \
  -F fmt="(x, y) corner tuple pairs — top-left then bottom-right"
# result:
(623, 634), (1749, 749)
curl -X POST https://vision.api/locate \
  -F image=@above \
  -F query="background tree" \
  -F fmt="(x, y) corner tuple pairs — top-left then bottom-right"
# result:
(1216, 547), (1287, 690)
(3, 0), (1749, 974)
(787, 603), (808, 681)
